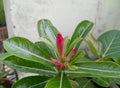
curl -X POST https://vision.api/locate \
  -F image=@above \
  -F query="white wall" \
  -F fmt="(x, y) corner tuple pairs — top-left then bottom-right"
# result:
(93, 0), (120, 37)
(4, 0), (120, 40)
(4, 0), (98, 41)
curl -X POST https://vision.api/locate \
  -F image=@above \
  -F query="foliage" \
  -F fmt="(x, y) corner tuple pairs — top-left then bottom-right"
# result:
(0, 0), (6, 26)
(0, 72), (6, 78)
(0, 71), (7, 88)
(0, 19), (120, 88)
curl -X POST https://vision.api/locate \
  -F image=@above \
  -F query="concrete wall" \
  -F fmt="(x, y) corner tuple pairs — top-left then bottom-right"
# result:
(4, 0), (99, 41)
(93, 0), (120, 37)
(4, 0), (120, 39)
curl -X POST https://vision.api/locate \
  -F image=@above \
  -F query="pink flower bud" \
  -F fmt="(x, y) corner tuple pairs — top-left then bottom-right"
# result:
(70, 48), (78, 55)
(56, 61), (64, 68)
(56, 33), (64, 56)
(49, 58), (56, 63)
(64, 57), (69, 61)
(66, 48), (78, 61)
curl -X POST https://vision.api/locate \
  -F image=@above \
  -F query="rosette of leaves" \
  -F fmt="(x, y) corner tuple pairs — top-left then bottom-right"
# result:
(0, 0), (6, 26)
(1, 19), (120, 88)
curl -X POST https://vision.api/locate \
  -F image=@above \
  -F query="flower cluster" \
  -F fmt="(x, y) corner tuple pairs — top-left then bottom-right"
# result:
(50, 33), (77, 69)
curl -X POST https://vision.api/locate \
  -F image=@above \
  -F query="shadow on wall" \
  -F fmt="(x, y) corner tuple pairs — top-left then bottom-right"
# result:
(93, 0), (120, 37)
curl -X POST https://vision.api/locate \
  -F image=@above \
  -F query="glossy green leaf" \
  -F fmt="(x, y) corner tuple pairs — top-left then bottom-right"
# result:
(85, 39), (99, 56)
(113, 58), (120, 65)
(45, 72), (73, 88)
(40, 36), (54, 47)
(3, 56), (56, 76)
(66, 71), (98, 78)
(98, 30), (120, 58)
(64, 36), (70, 55)
(65, 37), (82, 56)
(111, 78), (120, 85)
(3, 37), (53, 66)
(75, 61), (120, 78)
(75, 78), (94, 88)
(37, 19), (53, 36)
(91, 34), (99, 43)
(70, 20), (94, 47)
(37, 19), (58, 43)
(40, 37), (58, 55)
(92, 77), (110, 87)
(66, 61), (120, 78)
(69, 50), (86, 65)
(0, 53), (11, 61)
(0, 72), (6, 78)
(12, 76), (50, 88)
(75, 55), (93, 63)
(35, 41), (56, 58)
(70, 80), (79, 88)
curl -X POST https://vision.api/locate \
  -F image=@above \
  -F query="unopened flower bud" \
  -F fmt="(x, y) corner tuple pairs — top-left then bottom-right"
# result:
(56, 33), (64, 56)
(56, 61), (64, 68)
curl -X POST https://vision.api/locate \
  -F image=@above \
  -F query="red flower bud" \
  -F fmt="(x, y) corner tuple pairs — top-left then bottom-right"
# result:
(70, 48), (78, 55)
(64, 57), (69, 61)
(56, 33), (64, 56)
(56, 61), (64, 68)
(49, 58), (56, 63)
(66, 48), (78, 61)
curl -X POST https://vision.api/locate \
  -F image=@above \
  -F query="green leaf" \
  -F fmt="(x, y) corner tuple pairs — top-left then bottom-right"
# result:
(45, 72), (73, 88)
(69, 50), (86, 65)
(37, 19), (53, 36)
(98, 30), (120, 58)
(111, 78), (120, 85)
(75, 78), (94, 88)
(65, 37), (82, 56)
(3, 37), (53, 66)
(0, 53), (11, 61)
(0, 72), (6, 78)
(85, 39), (99, 56)
(3, 56), (56, 76)
(75, 55), (93, 63)
(37, 19), (58, 43)
(35, 41), (56, 58)
(75, 61), (120, 78)
(70, 80), (79, 88)
(70, 20), (94, 47)
(64, 36), (70, 55)
(12, 76), (50, 88)
(70, 54), (93, 66)
(66, 71), (97, 78)
(113, 58), (120, 65)
(40, 36), (55, 47)
(92, 77), (110, 87)
(40, 37), (58, 56)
